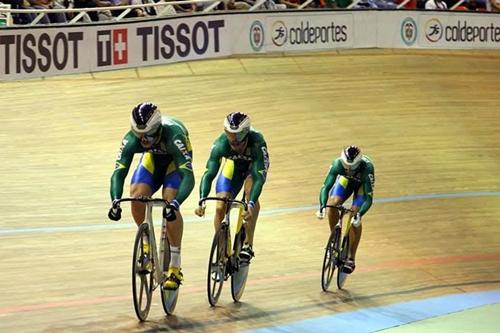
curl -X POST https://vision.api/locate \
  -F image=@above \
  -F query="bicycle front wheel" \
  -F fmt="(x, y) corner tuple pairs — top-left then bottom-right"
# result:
(207, 225), (227, 306)
(337, 235), (350, 289)
(321, 229), (340, 292)
(132, 223), (154, 321)
(231, 228), (249, 302)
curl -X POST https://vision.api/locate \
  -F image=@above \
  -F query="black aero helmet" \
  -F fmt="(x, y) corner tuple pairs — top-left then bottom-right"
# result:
(341, 145), (363, 170)
(224, 112), (251, 142)
(130, 102), (162, 136)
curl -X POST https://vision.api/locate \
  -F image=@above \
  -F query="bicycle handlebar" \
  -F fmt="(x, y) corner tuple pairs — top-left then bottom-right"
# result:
(199, 197), (248, 211)
(113, 196), (170, 208)
(323, 204), (355, 214)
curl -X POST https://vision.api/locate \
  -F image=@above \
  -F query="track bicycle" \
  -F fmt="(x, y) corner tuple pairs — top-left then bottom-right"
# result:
(200, 197), (249, 306)
(112, 196), (178, 321)
(321, 204), (355, 291)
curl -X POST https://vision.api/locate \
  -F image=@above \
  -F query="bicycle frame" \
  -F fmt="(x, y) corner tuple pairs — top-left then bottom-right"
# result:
(202, 197), (247, 261)
(328, 204), (353, 241)
(113, 196), (180, 319)
(114, 197), (169, 288)
(143, 200), (169, 288)
(202, 196), (249, 306)
(321, 204), (355, 291)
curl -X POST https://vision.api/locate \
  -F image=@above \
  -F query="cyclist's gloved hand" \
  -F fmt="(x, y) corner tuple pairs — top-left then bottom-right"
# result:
(108, 200), (122, 221)
(351, 212), (362, 228)
(163, 199), (179, 222)
(316, 208), (325, 220)
(194, 199), (206, 217)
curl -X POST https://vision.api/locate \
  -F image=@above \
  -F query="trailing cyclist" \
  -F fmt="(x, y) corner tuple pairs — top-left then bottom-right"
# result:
(317, 145), (375, 274)
(108, 102), (195, 290)
(194, 112), (270, 263)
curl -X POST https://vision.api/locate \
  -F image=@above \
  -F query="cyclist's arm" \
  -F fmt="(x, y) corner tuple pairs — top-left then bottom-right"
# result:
(171, 134), (195, 205)
(359, 166), (375, 216)
(248, 143), (270, 203)
(110, 135), (137, 201)
(199, 144), (222, 199)
(319, 162), (338, 209)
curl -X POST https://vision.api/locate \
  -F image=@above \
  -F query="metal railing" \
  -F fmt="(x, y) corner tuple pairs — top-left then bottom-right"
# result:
(0, 0), (492, 28)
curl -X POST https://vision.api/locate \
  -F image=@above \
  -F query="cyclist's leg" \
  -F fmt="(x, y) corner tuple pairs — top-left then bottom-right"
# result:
(348, 187), (366, 263)
(326, 175), (351, 232)
(130, 153), (162, 226)
(214, 159), (244, 231)
(242, 175), (259, 247)
(162, 161), (185, 289)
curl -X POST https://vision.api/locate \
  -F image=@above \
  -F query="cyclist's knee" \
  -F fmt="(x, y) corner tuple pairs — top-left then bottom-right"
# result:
(328, 196), (343, 206)
(162, 187), (177, 202)
(214, 204), (226, 217)
(130, 183), (151, 197)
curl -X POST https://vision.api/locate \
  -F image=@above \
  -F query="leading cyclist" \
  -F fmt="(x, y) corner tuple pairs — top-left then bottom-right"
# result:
(107, 102), (194, 290)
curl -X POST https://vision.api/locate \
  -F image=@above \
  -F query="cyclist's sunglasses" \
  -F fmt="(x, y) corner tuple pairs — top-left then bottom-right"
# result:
(134, 127), (161, 143)
(226, 131), (248, 146)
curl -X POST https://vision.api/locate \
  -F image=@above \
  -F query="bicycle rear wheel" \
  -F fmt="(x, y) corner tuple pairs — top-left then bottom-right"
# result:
(231, 228), (249, 302)
(207, 225), (227, 306)
(132, 223), (154, 321)
(337, 235), (350, 289)
(321, 229), (340, 291)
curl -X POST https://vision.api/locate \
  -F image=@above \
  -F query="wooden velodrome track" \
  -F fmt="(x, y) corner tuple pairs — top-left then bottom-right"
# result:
(1, 49), (499, 333)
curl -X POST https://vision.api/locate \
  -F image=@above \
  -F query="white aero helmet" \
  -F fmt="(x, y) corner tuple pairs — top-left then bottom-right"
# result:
(341, 145), (363, 170)
(224, 112), (251, 142)
(130, 102), (162, 136)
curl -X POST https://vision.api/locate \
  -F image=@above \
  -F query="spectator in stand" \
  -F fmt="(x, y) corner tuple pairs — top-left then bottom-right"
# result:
(28, 0), (67, 23)
(73, 0), (111, 22)
(109, 0), (146, 18)
(489, 0), (500, 11)
(168, 0), (197, 12)
(466, 0), (487, 10)
(394, 0), (417, 8)
(278, 0), (317, 8)
(2, 0), (36, 24)
(225, 0), (251, 10)
(425, 0), (447, 8)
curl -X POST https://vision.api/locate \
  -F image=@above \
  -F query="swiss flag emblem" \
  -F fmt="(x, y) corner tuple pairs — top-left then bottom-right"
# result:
(113, 29), (128, 65)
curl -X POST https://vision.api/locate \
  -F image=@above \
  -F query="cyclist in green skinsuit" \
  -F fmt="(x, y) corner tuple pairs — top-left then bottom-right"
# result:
(108, 102), (194, 290)
(194, 112), (270, 262)
(317, 145), (375, 274)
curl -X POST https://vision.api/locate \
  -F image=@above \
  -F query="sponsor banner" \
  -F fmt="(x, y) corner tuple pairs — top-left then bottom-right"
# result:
(1, 11), (499, 80)
(92, 17), (228, 70)
(0, 16), (230, 79)
(0, 27), (89, 78)
(419, 14), (500, 48)
(265, 14), (353, 51)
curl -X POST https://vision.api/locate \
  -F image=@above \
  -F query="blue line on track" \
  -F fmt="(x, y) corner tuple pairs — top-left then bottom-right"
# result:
(1, 191), (499, 236)
(242, 290), (500, 333)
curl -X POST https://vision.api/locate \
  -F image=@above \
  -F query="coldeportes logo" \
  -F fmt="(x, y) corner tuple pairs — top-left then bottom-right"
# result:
(249, 20), (264, 52)
(401, 17), (417, 46)
(271, 21), (287, 47)
(425, 18), (443, 43)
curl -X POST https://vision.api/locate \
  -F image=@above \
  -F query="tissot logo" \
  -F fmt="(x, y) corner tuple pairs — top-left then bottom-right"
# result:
(97, 29), (128, 66)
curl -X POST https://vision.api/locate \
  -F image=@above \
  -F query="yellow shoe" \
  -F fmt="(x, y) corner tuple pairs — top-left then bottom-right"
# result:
(142, 242), (150, 255)
(163, 267), (183, 290)
(139, 242), (152, 273)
